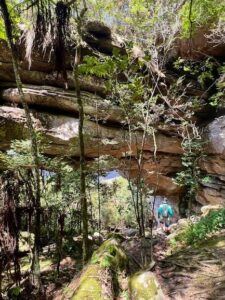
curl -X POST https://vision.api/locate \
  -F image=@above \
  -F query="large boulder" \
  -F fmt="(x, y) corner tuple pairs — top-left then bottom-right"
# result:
(0, 106), (182, 158)
(197, 188), (225, 206)
(206, 116), (225, 156)
(64, 236), (128, 300)
(0, 104), (184, 197)
(173, 27), (225, 59)
(1, 20), (225, 207)
(177, 218), (190, 229)
(195, 116), (225, 206)
(129, 271), (164, 300)
(201, 204), (224, 217)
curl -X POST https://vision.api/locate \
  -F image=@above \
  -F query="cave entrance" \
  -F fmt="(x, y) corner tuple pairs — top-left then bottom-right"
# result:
(147, 195), (179, 224)
(96, 170), (179, 232)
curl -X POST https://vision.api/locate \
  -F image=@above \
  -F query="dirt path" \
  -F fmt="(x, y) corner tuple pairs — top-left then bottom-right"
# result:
(154, 231), (225, 300)
(122, 229), (225, 300)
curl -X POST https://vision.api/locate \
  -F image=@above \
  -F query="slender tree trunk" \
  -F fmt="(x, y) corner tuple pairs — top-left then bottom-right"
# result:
(56, 213), (64, 276)
(0, 0), (41, 291)
(14, 209), (21, 286)
(0, 260), (2, 300)
(74, 47), (88, 262)
(96, 103), (101, 233)
(73, 14), (88, 262)
(136, 190), (142, 236)
(149, 194), (156, 262)
(139, 190), (145, 235)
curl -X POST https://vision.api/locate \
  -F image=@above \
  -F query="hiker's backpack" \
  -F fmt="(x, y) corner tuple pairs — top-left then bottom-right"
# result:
(162, 204), (169, 218)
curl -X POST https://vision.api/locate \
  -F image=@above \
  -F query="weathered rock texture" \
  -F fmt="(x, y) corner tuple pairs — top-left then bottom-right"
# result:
(197, 116), (225, 205)
(0, 22), (225, 206)
(174, 27), (225, 59)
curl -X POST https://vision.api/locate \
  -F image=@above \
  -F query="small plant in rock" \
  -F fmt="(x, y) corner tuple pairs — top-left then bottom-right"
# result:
(175, 135), (206, 216)
(172, 209), (225, 246)
(173, 58), (216, 88)
(185, 208), (225, 244)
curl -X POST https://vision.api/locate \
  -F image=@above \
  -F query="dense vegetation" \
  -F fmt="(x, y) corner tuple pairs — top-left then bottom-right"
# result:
(171, 208), (225, 247)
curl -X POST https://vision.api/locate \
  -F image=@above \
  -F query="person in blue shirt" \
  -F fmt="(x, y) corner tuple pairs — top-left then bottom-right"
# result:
(158, 199), (174, 233)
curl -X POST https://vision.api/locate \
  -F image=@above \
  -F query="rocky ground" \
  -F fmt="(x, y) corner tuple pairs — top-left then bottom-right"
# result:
(124, 225), (225, 299)
(155, 230), (225, 300)
(2, 225), (225, 299)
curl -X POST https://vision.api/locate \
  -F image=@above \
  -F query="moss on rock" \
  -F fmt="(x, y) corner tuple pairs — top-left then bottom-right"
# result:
(72, 265), (105, 300)
(129, 271), (164, 300)
(91, 237), (128, 270)
(67, 237), (128, 300)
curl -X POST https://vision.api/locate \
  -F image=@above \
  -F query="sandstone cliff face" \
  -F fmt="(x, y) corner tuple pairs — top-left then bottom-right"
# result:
(197, 116), (225, 205)
(0, 22), (225, 206)
(0, 105), (183, 196)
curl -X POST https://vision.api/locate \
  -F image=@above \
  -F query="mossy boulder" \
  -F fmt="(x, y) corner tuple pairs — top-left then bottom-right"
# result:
(65, 237), (128, 300)
(91, 237), (128, 270)
(129, 271), (164, 300)
(72, 264), (110, 300)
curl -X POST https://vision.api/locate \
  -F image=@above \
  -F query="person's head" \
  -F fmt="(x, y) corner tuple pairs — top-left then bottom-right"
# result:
(162, 198), (168, 204)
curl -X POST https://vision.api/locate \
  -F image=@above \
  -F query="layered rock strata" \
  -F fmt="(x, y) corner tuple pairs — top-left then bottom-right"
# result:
(0, 22), (225, 205)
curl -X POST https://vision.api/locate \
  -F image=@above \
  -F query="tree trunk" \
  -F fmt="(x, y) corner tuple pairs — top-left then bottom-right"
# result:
(0, 0), (41, 291)
(74, 46), (88, 262)
(139, 190), (145, 236)
(56, 213), (65, 276)
(73, 4), (88, 262)
(136, 188), (143, 236)
(0, 260), (2, 300)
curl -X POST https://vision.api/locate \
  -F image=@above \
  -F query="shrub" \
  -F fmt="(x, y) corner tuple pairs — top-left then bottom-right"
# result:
(188, 208), (225, 244)
(174, 209), (225, 246)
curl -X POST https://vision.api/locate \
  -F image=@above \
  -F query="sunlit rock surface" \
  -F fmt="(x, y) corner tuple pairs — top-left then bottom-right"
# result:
(129, 271), (164, 300)
(0, 22), (225, 205)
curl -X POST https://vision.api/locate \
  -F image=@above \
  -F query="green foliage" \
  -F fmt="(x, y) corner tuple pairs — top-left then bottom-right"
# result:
(174, 209), (225, 245)
(91, 176), (136, 228)
(0, 137), (79, 212)
(175, 137), (205, 214)
(174, 58), (215, 88)
(209, 65), (225, 107)
(209, 91), (224, 107)
(175, 138), (204, 185)
(91, 238), (127, 270)
(0, 0), (25, 40)
(8, 287), (21, 299)
(181, 0), (225, 37)
(79, 56), (115, 78)
(128, 0), (149, 17)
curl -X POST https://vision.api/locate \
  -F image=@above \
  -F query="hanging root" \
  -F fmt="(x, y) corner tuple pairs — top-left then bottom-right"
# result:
(54, 1), (70, 89)
(20, 0), (70, 83)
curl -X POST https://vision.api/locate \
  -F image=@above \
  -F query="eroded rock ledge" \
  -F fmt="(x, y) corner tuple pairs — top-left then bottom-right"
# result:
(0, 21), (225, 206)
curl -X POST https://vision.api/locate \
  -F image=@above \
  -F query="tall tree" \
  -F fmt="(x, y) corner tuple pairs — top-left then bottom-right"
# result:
(73, 0), (89, 263)
(0, 0), (42, 291)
